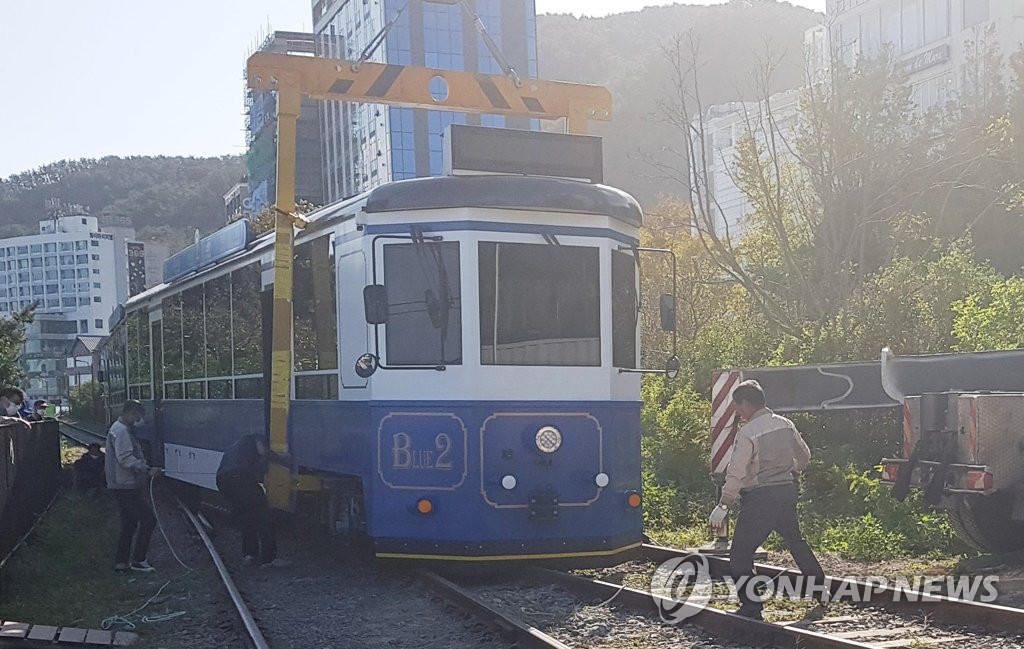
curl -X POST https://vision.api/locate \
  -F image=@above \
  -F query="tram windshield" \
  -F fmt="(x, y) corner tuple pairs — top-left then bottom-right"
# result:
(383, 241), (463, 366)
(478, 242), (601, 366)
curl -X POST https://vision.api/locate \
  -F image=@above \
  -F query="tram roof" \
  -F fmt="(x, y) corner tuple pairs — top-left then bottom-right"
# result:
(360, 175), (642, 227)
(123, 175), (641, 314)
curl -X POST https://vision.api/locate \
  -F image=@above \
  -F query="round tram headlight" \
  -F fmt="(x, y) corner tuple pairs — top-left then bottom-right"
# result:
(416, 498), (434, 515)
(626, 492), (642, 508)
(501, 475), (517, 490)
(595, 472), (610, 488)
(535, 426), (562, 454)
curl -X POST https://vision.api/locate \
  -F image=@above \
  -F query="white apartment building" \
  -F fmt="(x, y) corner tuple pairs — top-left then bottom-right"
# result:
(0, 214), (122, 401)
(829, 0), (1024, 111)
(695, 0), (1023, 239)
(690, 89), (802, 238)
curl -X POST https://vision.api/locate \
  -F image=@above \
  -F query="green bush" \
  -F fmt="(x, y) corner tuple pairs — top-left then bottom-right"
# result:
(795, 467), (962, 559)
(69, 381), (103, 423)
(817, 514), (907, 560)
(640, 377), (716, 531)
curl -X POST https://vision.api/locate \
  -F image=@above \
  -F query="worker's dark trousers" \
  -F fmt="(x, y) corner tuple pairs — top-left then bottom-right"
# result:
(217, 473), (277, 564)
(113, 488), (156, 565)
(730, 483), (825, 612)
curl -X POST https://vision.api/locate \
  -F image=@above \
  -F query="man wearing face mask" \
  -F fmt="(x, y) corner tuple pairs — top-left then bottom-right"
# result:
(0, 387), (30, 432)
(27, 400), (49, 422)
(105, 400), (162, 573)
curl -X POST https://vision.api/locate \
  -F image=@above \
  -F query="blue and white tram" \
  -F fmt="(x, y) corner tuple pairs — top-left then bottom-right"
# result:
(105, 170), (648, 565)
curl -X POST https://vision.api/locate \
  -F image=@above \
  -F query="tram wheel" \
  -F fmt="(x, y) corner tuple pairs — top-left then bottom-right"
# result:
(948, 491), (1024, 554)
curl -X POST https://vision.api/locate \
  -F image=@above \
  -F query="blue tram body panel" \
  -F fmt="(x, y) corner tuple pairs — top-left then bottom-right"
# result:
(359, 400), (643, 560)
(151, 398), (643, 561)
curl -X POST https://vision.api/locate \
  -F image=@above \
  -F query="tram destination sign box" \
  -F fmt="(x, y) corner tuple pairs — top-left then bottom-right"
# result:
(443, 125), (603, 184)
(163, 219), (252, 283)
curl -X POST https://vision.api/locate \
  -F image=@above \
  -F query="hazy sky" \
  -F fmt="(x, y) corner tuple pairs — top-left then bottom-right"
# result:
(0, 0), (825, 179)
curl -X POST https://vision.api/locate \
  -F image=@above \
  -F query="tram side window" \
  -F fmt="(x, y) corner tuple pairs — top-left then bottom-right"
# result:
(125, 310), (152, 400)
(162, 294), (184, 397)
(106, 323), (127, 406)
(205, 274), (232, 380)
(182, 285), (205, 399)
(126, 315), (139, 394)
(382, 242), (462, 366)
(137, 312), (151, 398)
(611, 251), (637, 369)
(478, 242), (600, 367)
(232, 263), (263, 376)
(294, 236), (339, 399)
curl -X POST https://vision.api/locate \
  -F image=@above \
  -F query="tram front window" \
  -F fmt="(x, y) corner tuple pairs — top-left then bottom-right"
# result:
(382, 241), (463, 366)
(479, 242), (600, 366)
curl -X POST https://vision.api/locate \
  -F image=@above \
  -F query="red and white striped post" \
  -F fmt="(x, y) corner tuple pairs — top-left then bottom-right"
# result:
(706, 370), (742, 551)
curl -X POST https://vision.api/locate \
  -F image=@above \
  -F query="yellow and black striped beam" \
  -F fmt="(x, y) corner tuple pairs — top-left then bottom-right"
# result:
(247, 52), (612, 134)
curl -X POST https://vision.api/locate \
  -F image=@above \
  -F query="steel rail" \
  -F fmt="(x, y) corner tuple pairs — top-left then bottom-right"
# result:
(419, 571), (572, 649)
(177, 500), (271, 649)
(57, 421), (106, 446)
(529, 567), (877, 649)
(643, 543), (1024, 635)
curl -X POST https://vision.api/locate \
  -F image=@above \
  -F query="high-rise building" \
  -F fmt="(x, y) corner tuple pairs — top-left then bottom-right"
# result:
(827, 0), (1024, 112)
(223, 180), (250, 223)
(690, 89), (802, 238)
(246, 31), (325, 216)
(696, 0), (1023, 238)
(312, 0), (539, 202)
(1, 210), (122, 401)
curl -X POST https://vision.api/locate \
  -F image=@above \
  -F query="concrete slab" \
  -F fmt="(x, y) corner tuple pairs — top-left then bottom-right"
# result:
(26, 625), (59, 641)
(58, 626), (89, 643)
(0, 621), (29, 638)
(85, 628), (113, 644)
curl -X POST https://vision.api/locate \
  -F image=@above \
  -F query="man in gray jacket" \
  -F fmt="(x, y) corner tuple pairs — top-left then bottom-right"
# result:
(105, 400), (161, 573)
(708, 380), (824, 619)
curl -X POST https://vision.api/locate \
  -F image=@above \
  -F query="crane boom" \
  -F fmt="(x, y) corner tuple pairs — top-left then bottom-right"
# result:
(247, 52), (612, 133)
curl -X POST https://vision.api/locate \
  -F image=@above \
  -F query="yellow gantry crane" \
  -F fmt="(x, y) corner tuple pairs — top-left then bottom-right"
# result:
(246, 44), (613, 510)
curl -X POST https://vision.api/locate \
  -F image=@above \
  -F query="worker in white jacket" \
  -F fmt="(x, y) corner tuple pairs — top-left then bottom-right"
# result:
(105, 400), (162, 573)
(708, 380), (825, 619)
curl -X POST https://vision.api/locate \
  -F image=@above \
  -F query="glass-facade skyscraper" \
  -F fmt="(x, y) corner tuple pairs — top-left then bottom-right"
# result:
(246, 31), (325, 216)
(312, 0), (538, 202)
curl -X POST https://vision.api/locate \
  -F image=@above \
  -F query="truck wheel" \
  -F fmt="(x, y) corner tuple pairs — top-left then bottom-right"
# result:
(949, 492), (1024, 554)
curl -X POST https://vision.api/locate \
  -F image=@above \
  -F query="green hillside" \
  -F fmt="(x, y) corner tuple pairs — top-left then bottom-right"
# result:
(0, 156), (244, 252)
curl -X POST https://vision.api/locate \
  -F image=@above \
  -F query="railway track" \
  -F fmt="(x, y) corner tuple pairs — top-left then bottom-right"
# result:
(641, 543), (1024, 633)
(421, 571), (571, 649)
(629, 543), (1024, 648)
(56, 420), (106, 447)
(424, 542), (1024, 649)
(177, 500), (270, 649)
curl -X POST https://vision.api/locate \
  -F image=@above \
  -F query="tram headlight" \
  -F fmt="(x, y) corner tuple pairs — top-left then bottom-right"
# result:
(501, 475), (517, 490)
(595, 472), (610, 488)
(535, 426), (562, 454)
